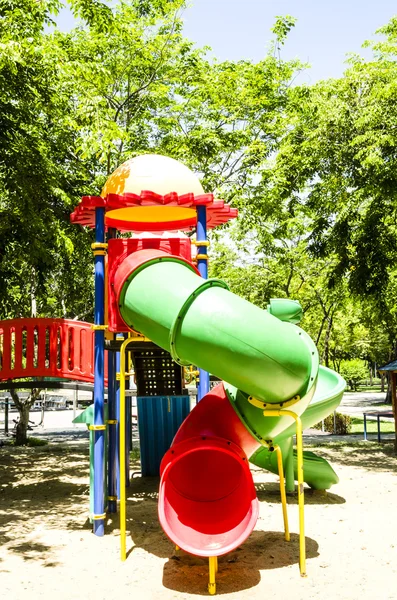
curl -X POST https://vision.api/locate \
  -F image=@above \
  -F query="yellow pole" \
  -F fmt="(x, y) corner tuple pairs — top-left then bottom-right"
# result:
(274, 445), (290, 542)
(119, 336), (134, 562)
(208, 556), (217, 595)
(294, 414), (306, 577)
(263, 409), (306, 577)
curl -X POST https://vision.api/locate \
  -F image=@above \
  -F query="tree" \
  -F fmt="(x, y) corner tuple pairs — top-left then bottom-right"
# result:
(157, 17), (304, 206)
(1, 4), (305, 442)
(340, 359), (368, 391)
(0, 0), (96, 320)
(9, 387), (41, 445)
(259, 18), (397, 307)
(0, 0), (103, 443)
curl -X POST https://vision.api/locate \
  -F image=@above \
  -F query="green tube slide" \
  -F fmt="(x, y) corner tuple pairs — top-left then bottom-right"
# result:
(119, 253), (345, 488)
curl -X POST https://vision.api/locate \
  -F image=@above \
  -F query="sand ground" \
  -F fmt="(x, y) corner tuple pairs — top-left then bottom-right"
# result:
(1, 439), (397, 600)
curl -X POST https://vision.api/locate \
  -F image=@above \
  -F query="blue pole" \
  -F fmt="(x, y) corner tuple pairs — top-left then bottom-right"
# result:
(196, 205), (210, 401)
(107, 350), (117, 513)
(107, 228), (117, 514)
(93, 206), (106, 536)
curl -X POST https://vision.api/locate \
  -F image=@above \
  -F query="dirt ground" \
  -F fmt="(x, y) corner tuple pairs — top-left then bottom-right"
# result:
(1, 440), (397, 600)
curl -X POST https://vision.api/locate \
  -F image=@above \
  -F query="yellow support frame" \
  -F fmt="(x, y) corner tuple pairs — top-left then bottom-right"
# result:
(259, 440), (290, 543)
(208, 556), (217, 595)
(274, 444), (290, 542)
(119, 335), (135, 562)
(263, 408), (306, 577)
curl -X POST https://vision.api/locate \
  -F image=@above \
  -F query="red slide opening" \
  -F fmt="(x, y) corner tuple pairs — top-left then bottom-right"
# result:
(159, 437), (259, 557)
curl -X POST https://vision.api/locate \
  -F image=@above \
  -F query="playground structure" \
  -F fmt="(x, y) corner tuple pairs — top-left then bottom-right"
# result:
(0, 154), (346, 595)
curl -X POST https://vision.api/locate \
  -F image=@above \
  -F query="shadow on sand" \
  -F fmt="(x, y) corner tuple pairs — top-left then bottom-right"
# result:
(307, 442), (397, 474)
(162, 530), (319, 595)
(120, 474), (319, 595)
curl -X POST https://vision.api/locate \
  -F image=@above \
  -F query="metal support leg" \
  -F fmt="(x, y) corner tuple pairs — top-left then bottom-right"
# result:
(264, 409), (306, 577)
(364, 413), (367, 441)
(73, 389), (77, 426)
(208, 556), (217, 595)
(295, 415), (307, 577)
(119, 336), (134, 561)
(275, 445), (290, 542)
(108, 351), (117, 514)
(285, 438), (295, 493)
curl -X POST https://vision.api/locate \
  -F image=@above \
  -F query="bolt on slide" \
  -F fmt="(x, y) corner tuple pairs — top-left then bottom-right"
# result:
(114, 246), (346, 592)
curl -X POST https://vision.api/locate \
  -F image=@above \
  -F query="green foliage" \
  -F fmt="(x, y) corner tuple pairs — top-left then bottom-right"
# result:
(217, 16), (397, 369)
(349, 416), (395, 435)
(25, 436), (49, 447)
(2, 0), (397, 378)
(313, 412), (352, 435)
(1, 0), (304, 324)
(263, 20), (397, 313)
(340, 359), (369, 391)
(0, 0), (95, 319)
(4, 436), (49, 447)
(271, 15), (297, 46)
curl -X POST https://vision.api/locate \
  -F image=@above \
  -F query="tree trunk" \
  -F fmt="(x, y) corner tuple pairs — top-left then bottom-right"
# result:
(381, 373), (386, 393)
(15, 403), (30, 445)
(386, 379), (392, 405)
(322, 316), (333, 368)
(31, 267), (37, 318)
(9, 386), (41, 446)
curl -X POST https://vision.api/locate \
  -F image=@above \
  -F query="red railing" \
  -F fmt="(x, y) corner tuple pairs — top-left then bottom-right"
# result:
(0, 318), (108, 384)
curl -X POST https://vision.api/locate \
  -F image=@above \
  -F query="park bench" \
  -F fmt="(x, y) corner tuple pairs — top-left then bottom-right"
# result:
(363, 410), (395, 442)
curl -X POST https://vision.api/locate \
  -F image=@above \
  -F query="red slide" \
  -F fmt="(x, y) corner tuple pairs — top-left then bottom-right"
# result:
(158, 383), (260, 557)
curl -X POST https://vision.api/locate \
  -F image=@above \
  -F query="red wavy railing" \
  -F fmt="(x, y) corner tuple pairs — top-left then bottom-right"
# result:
(0, 318), (108, 384)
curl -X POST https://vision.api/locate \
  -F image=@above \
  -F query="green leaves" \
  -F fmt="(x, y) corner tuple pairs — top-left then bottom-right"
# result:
(69, 0), (114, 32)
(271, 15), (297, 46)
(0, 0), (95, 319)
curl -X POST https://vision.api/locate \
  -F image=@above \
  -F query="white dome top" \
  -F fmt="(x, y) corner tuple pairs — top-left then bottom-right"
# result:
(101, 154), (204, 197)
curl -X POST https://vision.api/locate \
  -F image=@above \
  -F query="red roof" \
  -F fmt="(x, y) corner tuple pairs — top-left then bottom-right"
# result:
(70, 191), (238, 232)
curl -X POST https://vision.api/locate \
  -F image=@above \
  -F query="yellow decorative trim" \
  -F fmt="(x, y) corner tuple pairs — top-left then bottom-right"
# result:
(89, 424), (107, 431)
(116, 372), (134, 381)
(93, 250), (106, 256)
(92, 513), (107, 520)
(91, 242), (108, 250)
(91, 324), (107, 331)
(108, 495), (118, 502)
(196, 253), (208, 260)
(129, 334), (151, 342)
(107, 419), (118, 425)
(247, 394), (300, 410)
(191, 240), (210, 247)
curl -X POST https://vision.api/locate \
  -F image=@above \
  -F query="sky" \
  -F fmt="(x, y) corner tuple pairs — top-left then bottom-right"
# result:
(181, 0), (397, 83)
(55, 0), (397, 83)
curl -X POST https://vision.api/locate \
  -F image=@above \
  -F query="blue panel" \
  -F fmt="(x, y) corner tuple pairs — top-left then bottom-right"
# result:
(137, 396), (190, 476)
